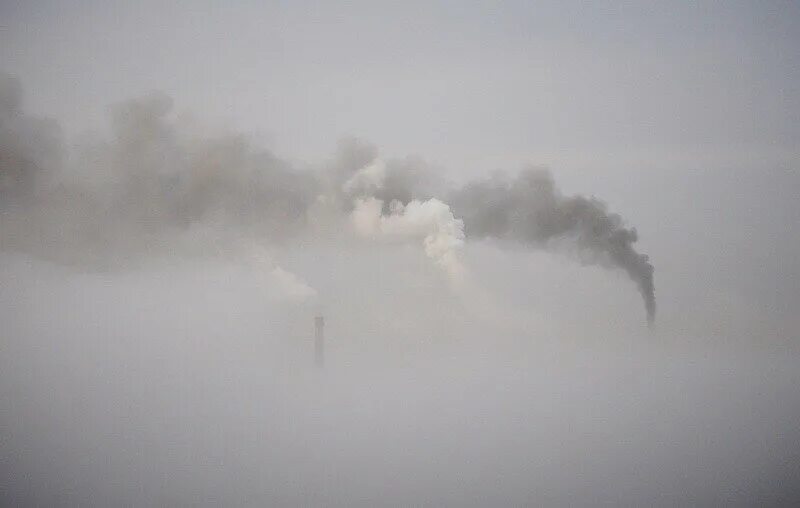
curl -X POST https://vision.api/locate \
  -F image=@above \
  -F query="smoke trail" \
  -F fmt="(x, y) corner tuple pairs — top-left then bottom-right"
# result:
(0, 75), (654, 324)
(451, 168), (655, 325)
(246, 246), (318, 303)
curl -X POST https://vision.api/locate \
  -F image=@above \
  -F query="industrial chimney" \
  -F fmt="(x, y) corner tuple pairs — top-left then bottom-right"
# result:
(314, 315), (324, 368)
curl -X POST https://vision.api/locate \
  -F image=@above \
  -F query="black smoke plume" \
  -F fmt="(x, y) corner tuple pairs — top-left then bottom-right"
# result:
(451, 169), (655, 325)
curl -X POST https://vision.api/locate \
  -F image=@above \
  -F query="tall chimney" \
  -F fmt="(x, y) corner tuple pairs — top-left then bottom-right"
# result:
(314, 315), (324, 368)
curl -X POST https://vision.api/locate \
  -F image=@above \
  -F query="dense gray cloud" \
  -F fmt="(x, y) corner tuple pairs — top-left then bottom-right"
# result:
(451, 169), (655, 324)
(1, 82), (318, 268)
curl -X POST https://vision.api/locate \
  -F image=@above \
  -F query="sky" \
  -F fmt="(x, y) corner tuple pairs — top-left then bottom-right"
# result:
(1, 1), (800, 505)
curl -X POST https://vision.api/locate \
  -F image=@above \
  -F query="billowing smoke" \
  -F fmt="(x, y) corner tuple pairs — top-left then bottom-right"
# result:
(451, 169), (656, 325)
(0, 75), (654, 323)
(1, 84), (316, 269)
(351, 196), (466, 283)
(341, 155), (465, 283)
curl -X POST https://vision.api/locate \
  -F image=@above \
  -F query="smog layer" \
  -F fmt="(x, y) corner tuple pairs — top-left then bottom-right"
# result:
(2, 2), (800, 502)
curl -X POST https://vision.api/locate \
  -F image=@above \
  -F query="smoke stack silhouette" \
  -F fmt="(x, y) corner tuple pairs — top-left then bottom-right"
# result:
(315, 315), (324, 368)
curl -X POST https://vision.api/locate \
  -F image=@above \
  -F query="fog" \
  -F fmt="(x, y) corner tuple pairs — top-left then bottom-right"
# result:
(3, 252), (799, 506)
(2, 1), (800, 506)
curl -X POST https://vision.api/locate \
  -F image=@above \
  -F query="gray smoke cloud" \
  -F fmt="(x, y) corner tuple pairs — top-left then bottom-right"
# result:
(1, 83), (317, 269)
(451, 169), (656, 325)
(0, 73), (61, 202)
(0, 74), (654, 323)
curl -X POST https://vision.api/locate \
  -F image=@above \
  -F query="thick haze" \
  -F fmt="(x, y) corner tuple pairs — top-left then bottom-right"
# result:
(2, 1), (799, 506)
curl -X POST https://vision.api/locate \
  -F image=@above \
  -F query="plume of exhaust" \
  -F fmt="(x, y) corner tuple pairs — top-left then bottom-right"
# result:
(1, 75), (654, 324)
(269, 266), (317, 302)
(0, 83), (316, 268)
(451, 168), (655, 325)
(341, 156), (465, 283)
(351, 196), (466, 283)
(246, 246), (318, 303)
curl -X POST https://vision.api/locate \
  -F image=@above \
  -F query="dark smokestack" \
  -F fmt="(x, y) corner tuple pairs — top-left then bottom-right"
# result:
(314, 315), (324, 368)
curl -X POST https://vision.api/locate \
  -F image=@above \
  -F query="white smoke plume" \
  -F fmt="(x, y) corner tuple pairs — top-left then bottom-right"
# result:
(269, 266), (318, 302)
(351, 196), (466, 282)
(246, 245), (317, 303)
